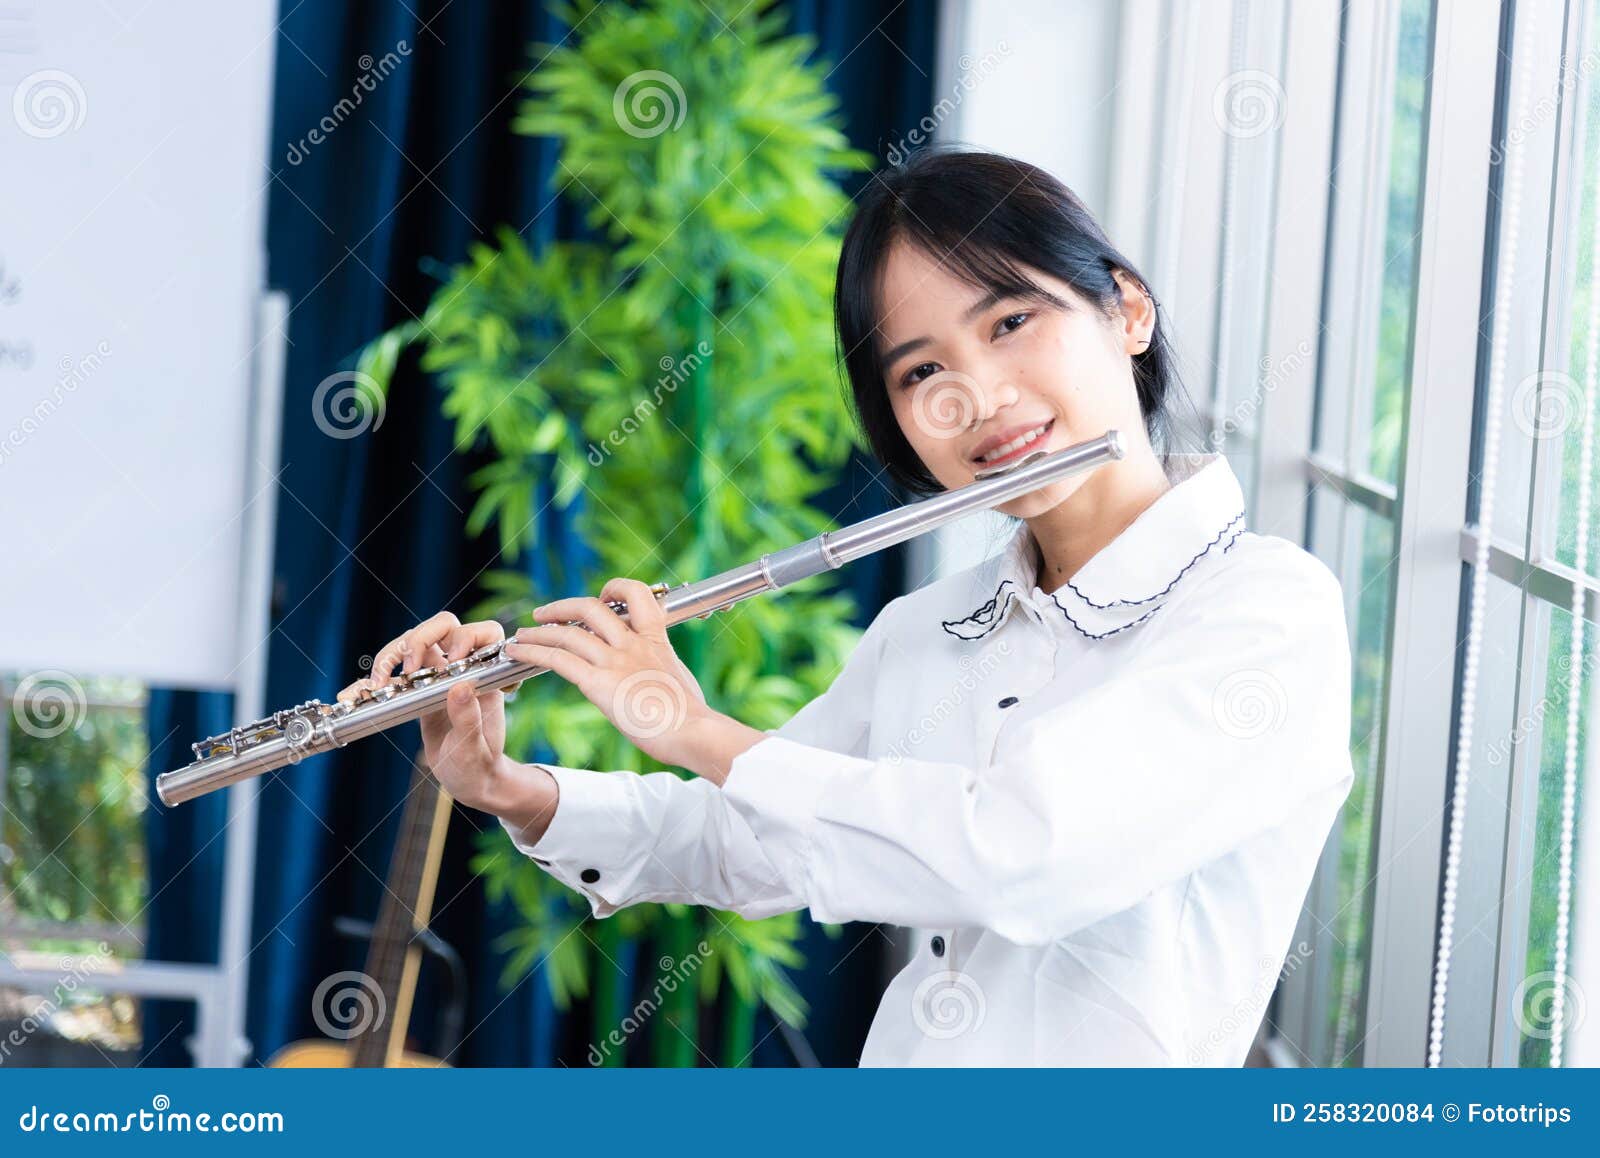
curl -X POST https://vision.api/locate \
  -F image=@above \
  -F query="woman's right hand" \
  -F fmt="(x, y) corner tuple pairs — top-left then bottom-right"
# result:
(337, 611), (558, 840)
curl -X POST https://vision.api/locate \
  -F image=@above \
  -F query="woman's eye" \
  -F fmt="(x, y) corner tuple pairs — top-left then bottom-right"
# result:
(995, 311), (1030, 336)
(902, 362), (939, 387)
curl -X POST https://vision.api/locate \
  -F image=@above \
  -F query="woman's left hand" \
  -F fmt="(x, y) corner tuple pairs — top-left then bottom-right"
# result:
(504, 577), (712, 768)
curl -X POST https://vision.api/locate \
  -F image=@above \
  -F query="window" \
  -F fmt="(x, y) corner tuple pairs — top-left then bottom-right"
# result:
(1492, 0), (1600, 1066)
(1, 670), (150, 1061)
(1296, 0), (1433, 1068)
(1110, 0), (1596, 1067)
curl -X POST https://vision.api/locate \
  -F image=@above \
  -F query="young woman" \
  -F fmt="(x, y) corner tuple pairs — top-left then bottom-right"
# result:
(341, 147), (1355, 1067)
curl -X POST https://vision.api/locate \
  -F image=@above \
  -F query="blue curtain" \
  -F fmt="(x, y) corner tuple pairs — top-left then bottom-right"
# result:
(144, 0), (935, 1067)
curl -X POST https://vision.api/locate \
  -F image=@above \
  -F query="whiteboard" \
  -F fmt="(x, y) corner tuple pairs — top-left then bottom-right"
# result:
(0, 0), (278, 689)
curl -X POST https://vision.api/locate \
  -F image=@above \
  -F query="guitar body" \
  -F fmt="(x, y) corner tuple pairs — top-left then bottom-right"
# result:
(268, 1040), (446, 1068)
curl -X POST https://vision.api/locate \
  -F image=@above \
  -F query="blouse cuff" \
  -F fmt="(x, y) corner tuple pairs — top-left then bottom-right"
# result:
(498, 763), (644, 917)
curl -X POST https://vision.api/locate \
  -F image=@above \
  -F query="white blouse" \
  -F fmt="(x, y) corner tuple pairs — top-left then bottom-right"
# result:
(501, 452), (1355, 1066)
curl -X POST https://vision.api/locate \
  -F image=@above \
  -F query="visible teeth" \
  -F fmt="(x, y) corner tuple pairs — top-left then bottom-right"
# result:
(978, 423), (1050, 463)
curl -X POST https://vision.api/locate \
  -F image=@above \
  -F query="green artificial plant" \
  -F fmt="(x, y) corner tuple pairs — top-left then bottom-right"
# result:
(357, 0), (875, 1066)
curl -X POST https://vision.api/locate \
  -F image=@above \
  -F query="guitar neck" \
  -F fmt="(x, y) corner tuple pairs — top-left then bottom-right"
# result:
(350, 752), (452, 1068)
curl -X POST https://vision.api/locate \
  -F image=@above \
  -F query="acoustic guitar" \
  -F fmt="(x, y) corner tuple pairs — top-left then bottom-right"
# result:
(270, 751), (453, 1067)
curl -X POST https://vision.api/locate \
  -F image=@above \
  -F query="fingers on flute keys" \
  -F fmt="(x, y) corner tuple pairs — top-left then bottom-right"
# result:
(600, 577), (667, 638)
(530, 578), (663, 641)
(337, 613), (506, 705)
(529, 593), (629, 646)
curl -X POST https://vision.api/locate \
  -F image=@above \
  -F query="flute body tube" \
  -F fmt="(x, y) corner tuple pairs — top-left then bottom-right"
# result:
(156, 431), (1125, 806)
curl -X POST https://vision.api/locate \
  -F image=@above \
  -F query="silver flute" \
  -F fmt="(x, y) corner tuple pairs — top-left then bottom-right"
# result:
(156, 431), (1125, 806)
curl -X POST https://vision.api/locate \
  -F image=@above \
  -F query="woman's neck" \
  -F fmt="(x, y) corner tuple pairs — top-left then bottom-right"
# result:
(1026, 454), (1174, 595)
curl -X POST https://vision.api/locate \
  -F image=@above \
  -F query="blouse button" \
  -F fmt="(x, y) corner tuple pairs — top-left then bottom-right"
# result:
(997, 696), (1019, 709)
(930, 935), (946, 957)
(580, 868), (600, 884)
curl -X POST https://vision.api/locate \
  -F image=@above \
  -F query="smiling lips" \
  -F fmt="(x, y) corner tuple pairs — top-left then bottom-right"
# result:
(971, 419), (1055, 468)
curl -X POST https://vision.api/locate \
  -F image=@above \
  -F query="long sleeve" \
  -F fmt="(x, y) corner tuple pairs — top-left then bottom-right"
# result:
(498, 599), (892, 918)
(718, 546), (1356, 946)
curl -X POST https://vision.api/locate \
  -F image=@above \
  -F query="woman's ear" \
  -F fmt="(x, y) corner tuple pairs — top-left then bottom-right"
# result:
(1110, 268), (1156, 354)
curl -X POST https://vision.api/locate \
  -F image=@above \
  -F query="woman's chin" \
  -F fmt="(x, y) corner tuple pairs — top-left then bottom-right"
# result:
(995, 477), (1081, 519)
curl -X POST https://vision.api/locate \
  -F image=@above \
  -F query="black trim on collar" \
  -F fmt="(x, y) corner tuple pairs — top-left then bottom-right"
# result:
(940, 510), (1249, 643)
(940, 579), (1020, 642)
(1045, 595), (1164, 641)
(1065, 510), (1247, 609)
(1049, 528), (1245, 639)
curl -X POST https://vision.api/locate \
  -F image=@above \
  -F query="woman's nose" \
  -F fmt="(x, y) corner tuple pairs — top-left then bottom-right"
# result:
(969, 378), (1021, 430)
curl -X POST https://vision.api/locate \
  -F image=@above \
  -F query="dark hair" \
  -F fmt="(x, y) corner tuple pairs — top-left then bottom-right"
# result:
(833, 146), (1202, 495)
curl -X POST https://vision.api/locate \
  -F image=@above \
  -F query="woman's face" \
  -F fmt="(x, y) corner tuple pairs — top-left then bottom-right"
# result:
(874, 238), (1155, 517)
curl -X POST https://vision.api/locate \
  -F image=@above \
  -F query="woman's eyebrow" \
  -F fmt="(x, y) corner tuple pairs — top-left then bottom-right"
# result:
(877, 289), (1014, 372)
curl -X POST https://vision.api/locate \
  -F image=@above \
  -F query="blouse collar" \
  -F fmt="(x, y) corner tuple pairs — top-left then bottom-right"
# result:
(940, 453), (1248, 643)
